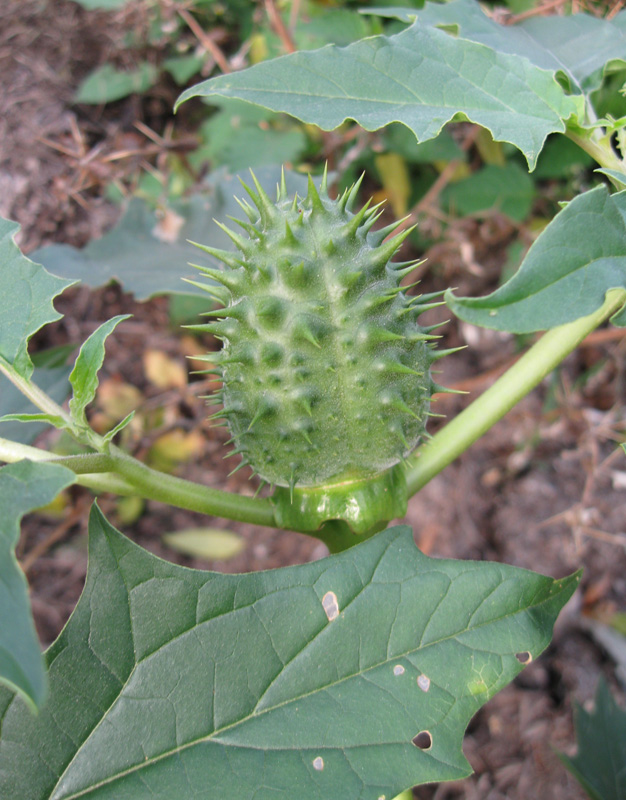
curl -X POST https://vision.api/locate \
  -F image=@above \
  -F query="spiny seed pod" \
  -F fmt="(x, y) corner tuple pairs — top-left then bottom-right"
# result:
(190, 169), (447, 492)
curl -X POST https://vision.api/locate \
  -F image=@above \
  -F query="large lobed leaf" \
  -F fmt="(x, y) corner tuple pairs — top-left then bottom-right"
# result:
(34, 167), (316, 301)
(0, 461), (75, 710)
(0, 219), (73, 381)
(176, 21), (582, 170)
(369, 0), (626, 94)
(0, 512), (578, 799)
(446, 186), (626, 332)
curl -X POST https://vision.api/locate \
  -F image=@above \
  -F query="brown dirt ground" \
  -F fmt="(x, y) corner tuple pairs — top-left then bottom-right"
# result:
(2, 2), (626, 799)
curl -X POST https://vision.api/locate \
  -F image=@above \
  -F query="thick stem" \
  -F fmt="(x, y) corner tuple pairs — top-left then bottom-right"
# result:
(405, 289), (626, 497)
(0, 439), (277, 527)
(0, 438), (138, 495)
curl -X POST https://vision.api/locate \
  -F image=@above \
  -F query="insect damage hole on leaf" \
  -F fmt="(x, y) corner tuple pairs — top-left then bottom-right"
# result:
(312, 756), (324, 771)
(515, 651), (533, 664)
(417, 673), (431, 692)
(322, 590), (339, 621)
(412, 731), (433, 750)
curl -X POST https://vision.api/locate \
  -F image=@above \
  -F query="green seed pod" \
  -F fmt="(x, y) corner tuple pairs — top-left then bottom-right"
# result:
(191, 169), (442, 495)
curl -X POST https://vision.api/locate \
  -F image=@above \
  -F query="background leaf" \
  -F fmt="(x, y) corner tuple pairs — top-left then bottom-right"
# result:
(0, 218), (73, 380)
(0, 513), (578, 799)
(177, 21), (583, 169)
(446, 186), (626, 332)
(558, 678), (626, 800)
(75, 62), (159, 104)
(368, 0), (626, 93)
(441, 163), (535, 222)
(0, 367), (71, 445)
(0, 461), (75, 710)
(33, 167), (317, 300)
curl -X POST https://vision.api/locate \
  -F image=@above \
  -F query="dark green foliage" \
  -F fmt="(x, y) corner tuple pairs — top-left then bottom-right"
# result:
(192, 170), (440, 488)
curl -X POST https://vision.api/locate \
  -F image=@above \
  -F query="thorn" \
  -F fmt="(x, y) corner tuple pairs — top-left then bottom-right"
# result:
(229, 215), (264, 240)
(234, 196), (258, 222)
(389, 396), (421, 419)
(431, 346), (467, 361)
(343, 197), (373, 238)
(181, 278), (229, 305)
(340, 172), (365, 212)
(366, 226), (416, 270)
(289, 468), (297, 503)
(389, 259), (426, 279)
(189, 241), (245, 270)
(361, 207), (385, 234)
(253, 479), (267, 499)
(228, 460), (249, 477)
(320, 162), (328, 195)
(279, 167), (288, 201)
(248, 169), (278, 225)
(368, 215), (412, 246)
(293, 317), (322, 348)
(223, 447), (245, 460)
(426, 410), (447, 418)
(306, 173), (327, 215)
(214, 221), (254, 256)
(247, 398), (276, 430)
(431, 381), (468, 395)
(283, 220), (298, 247)
(378, 359), (424, 377)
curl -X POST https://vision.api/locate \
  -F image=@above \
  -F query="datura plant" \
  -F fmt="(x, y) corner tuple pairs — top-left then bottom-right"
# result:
(2, 2), (626, 798)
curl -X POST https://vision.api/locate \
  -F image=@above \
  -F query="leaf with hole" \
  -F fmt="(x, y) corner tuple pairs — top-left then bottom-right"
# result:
(446, 186), (626, 332)
(0, 514), (578, 799)
(0, 461), (75, 711)
(177, 20), (583, 169)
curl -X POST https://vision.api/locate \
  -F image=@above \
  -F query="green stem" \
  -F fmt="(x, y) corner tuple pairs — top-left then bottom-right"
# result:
(0, 358), (73, 425)
(405, 289), (626, 497)
(566, 130), (625, 174)
(0, 438), (138, 495)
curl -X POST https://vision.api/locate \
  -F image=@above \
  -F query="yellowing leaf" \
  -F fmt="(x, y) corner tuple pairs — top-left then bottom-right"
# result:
(143, 349), (187, 389)
(148, 429), (205, 471)
(163, 528), (245, 561)
(375, 153), (411, 217)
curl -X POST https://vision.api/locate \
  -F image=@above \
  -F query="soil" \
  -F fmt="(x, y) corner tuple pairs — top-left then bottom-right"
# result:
(2, 2), (626, 799)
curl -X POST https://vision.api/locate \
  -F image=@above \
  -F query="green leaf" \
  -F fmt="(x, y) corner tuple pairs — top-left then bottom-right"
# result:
(0, 461), (75, 710)
(596, 167), (626, 190)
(0, 512), (578, 798)
(0, 366), (71, 445)
(367, 0), (626, 93)
(0, 218), (73, 380)
(177, 21), (583, 169)
(558, 678), (626, 800)
(163, 55), (204, 86)
(446, 186), (626, 332)
(33, 167), (316, 300)
(441, 163), (535, 222)
(192, 99), (308, 172)
(75, 62), (159, 105)
(69, 315), (130, 428)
